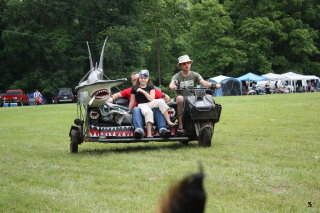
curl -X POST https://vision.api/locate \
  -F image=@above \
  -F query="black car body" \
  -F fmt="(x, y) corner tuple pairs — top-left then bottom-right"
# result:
(53, 88), (75, 104)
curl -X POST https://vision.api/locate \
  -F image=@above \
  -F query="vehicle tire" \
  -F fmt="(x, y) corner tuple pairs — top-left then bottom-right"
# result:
(198, 123), (213, 147)
(70, 129), (79, 153)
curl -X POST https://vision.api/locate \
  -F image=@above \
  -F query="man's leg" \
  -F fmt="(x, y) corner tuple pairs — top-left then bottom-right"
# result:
(132, 107), (145, 138)
(153, 108), (166, 129)
(153, 108), (171, 138)
(152, 108), (171, 138)
(176, 95), (184, 130)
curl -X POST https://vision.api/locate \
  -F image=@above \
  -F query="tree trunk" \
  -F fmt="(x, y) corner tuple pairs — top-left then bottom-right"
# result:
(157, 29), (161, 86)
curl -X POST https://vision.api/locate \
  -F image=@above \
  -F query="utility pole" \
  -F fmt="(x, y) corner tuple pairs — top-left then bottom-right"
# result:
(157, 28), (161, 86)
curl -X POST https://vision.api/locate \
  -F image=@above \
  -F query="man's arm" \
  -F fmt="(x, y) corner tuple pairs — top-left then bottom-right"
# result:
(163, 93), (171, 102)
(106, 91), (123, 103)
(199, 79), (221, 89)
(128, 94), (136, 113)
(169, 80), (177, 91)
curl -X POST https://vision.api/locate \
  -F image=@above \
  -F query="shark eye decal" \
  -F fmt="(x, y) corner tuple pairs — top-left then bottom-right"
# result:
(168, 108), (176, 118)
(89, 110), (100, 119)
(92, 89), (109, 99)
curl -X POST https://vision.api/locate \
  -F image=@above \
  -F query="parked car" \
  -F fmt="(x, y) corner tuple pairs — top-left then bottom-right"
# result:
(52, 88), (75, 104)
(0, 93), (5, 107)
(2, 89), (29, 106)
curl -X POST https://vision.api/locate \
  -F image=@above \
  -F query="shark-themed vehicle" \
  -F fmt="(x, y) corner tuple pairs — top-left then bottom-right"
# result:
(69, 38), (222, 153)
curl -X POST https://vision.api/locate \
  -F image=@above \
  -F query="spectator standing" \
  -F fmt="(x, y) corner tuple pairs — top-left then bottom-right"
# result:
(306, 80), (311, 92)
(34, 89), (42, 105)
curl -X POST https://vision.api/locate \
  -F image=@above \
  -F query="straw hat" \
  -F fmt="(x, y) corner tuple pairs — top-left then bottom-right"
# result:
(177, 55), (193, 65)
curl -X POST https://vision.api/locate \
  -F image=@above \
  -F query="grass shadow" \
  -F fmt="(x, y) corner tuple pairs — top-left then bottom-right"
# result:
(77, 142), (198, 155)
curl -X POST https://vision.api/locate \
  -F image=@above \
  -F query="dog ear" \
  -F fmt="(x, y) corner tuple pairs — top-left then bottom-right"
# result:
(157, 166), (206, 213)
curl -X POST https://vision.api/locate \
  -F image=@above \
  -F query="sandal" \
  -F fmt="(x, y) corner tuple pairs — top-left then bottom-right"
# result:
(168, 123), (179, 129)
(176, 128), (184, 134)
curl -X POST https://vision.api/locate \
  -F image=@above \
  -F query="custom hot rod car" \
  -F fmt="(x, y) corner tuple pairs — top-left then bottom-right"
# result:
(69, 80), (222, 153)
(68, 37), (221, 153)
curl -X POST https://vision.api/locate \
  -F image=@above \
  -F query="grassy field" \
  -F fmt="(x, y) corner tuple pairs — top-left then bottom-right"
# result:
(0, 93), (319, 213)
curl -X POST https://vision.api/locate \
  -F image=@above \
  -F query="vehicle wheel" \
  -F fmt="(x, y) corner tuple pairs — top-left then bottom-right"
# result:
(198, 124), (213, 147)
(70, 129), (80, 153)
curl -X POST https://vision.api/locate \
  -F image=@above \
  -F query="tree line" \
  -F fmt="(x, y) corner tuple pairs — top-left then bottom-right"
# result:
(1, 0), (319, 97)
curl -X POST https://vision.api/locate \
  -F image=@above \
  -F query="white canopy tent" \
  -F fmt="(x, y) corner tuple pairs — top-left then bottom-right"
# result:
(280, 72), (307, 80)
(262, 73), (290, 81)
(303, 75), (320, 80)
(280, 72), (320, 92)
(209, 75), (230, 83)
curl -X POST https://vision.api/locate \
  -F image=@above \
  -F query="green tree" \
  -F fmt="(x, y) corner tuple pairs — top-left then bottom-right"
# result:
(137, 0), (190, 86)
(188, 0), (247, 78)
(0, 0), (143, 95)
(223, 0), (320, 75)
(98, 25), (146, 89)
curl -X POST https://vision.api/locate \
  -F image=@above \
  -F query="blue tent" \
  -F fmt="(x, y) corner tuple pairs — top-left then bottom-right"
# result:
(237, 72), (267, 81)
(207, 75), (242, 97)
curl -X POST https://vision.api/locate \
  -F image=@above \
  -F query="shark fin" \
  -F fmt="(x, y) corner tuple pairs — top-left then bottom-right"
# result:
(98, 37), (108, 73)
(87, 41), (94, 72)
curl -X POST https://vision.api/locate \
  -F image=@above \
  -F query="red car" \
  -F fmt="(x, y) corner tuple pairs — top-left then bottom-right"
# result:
(2, 89), (29, 106)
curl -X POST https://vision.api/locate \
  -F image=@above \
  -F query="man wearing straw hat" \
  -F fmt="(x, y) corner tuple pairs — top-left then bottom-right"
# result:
(169, 55), (221, 134)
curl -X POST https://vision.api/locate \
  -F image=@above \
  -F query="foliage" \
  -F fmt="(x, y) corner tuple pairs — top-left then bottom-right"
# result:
(188, 0), (246, 78)
(0, 0), (320, 94)
(137, 0), (190, 86)
(224, 0), (320, 76)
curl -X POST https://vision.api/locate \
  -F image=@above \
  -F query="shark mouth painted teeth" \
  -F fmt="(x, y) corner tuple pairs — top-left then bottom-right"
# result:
(89, 125), (175, 138)
(92, 89), (110, 99)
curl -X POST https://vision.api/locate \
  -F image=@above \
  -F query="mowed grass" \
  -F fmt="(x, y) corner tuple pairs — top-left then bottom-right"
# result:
(0, 93), (319, 213)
